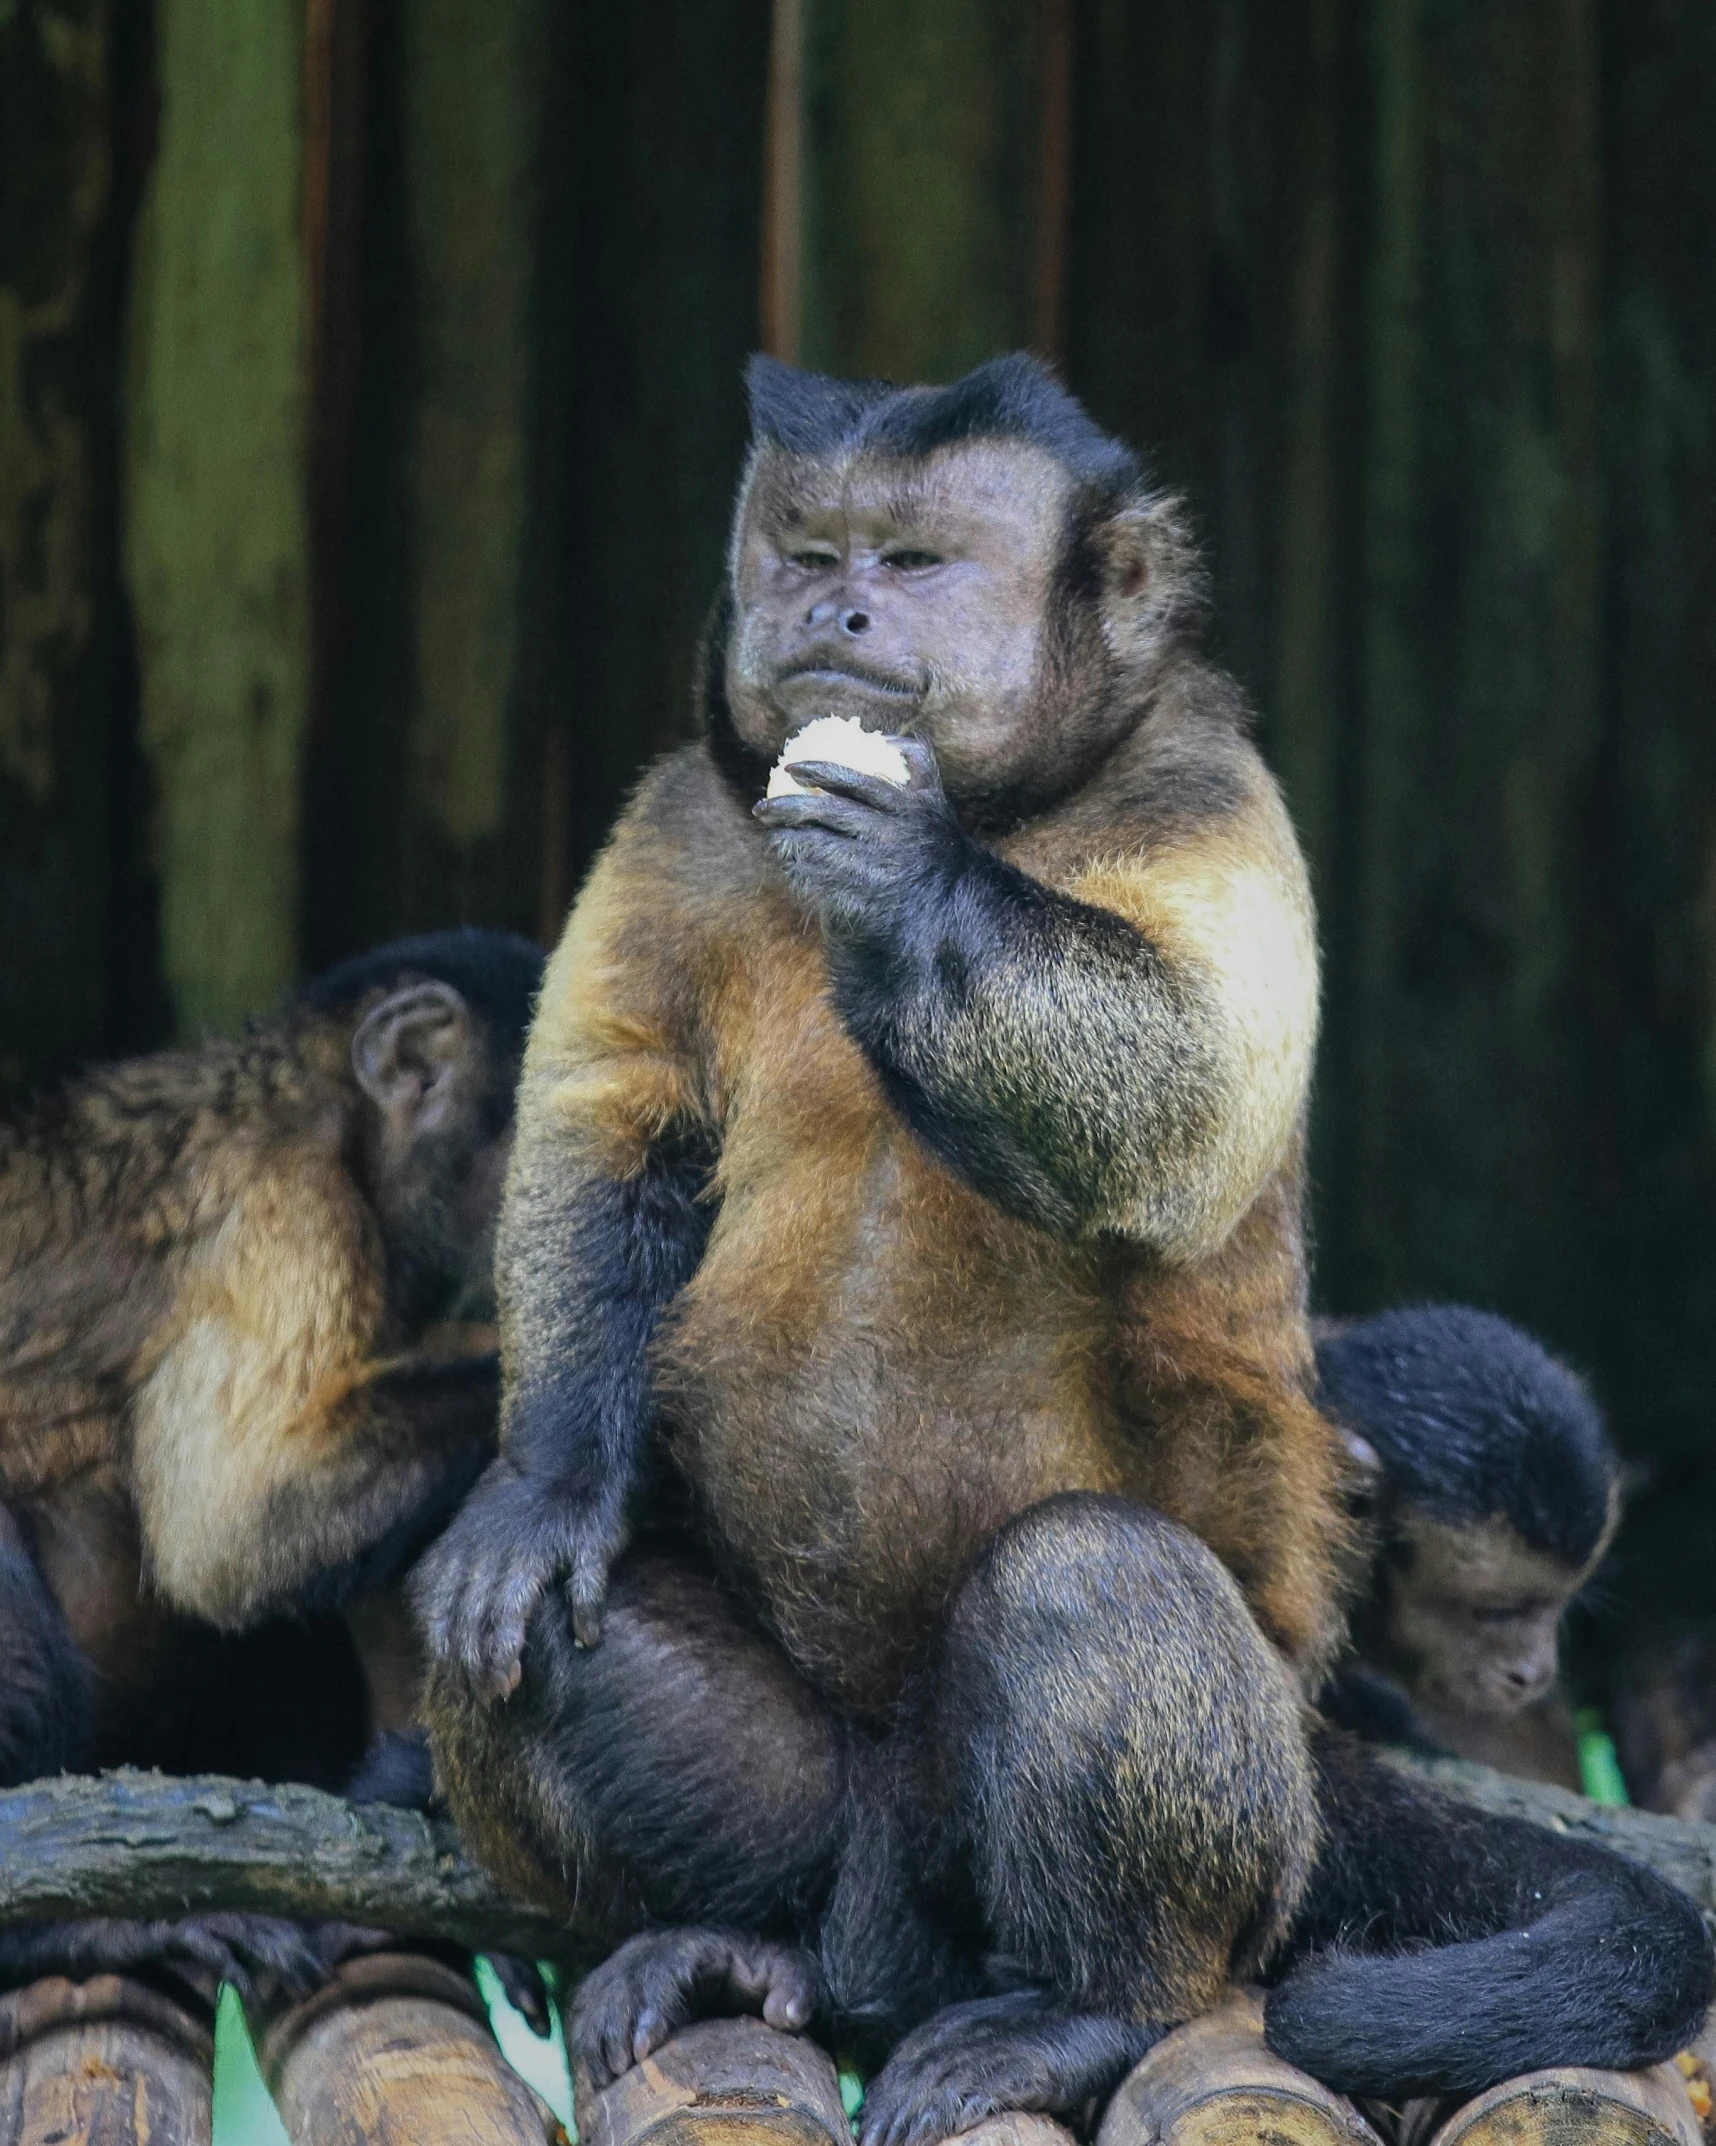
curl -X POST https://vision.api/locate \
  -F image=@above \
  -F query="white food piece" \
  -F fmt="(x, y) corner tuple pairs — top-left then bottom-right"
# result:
(766, 715), (911, 799)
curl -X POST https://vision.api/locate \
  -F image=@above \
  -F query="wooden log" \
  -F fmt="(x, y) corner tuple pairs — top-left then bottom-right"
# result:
(259, 1949), (566, 2146)
(1098, 1987), (1384, 2146)
(0, 1973), (214, 2146)
(1400, 2062), (1702, 2146)
(0, 1769), (586, 1968)
(958, 2118), (1076, 2146)
(572, 2019), (849, 2146)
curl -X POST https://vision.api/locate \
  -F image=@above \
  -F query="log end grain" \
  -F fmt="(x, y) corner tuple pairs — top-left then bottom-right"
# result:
(0, 1974), (214, 2146)
(575, 2020), (851, 2146)
(1413, 2063), (1703, 2146)
(1098, 1989), (1384, 2146)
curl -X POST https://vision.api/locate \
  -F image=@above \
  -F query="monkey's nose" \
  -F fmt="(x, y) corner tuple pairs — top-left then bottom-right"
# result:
(841, 607), (871, 636)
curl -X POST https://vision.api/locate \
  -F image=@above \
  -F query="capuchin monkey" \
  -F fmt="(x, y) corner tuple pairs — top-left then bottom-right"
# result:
(0, 929), (544, 2001)
(1315, 1305), (1620, 1786)
(416, 356), (1710, 2132)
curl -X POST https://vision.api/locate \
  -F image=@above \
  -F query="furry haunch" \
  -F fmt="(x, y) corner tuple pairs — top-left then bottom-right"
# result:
(418, 358), (1711, 2130)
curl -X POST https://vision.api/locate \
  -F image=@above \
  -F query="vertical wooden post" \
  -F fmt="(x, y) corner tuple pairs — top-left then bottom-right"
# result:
(761, 0), (805, 364)
(124, 0), (313, 1036)
(1031, 0), (1073, 365)
(799, 0), (1036, 383)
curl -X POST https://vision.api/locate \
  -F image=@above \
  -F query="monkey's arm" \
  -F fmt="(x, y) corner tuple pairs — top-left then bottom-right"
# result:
(130, 1159), (501, 1629)
(415, 861), (715, 1697)
(756, 741), (1317, 1257)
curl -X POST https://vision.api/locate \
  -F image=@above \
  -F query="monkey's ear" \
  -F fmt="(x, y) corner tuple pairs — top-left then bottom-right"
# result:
(1092, 497), (1204, 652)
(351, 981), (477, 1136)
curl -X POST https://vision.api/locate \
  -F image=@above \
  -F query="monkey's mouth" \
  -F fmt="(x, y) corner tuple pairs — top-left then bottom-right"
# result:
(776, 658), (924, 702)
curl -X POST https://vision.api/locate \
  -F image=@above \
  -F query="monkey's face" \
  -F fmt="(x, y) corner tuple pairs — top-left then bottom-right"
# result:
(725, 439), (1151, 808)
(1377, 1512), (1580, 1717)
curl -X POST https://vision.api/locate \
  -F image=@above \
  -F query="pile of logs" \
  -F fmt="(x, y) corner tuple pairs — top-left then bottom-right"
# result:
(0, 1757), (1712, 2146)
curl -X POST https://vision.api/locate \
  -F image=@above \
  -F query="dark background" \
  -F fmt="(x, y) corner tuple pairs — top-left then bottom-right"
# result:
(4, 0), (1714, 1650)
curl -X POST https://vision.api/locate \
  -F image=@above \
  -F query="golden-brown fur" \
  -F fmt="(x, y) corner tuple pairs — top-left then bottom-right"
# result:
(509, 691), (1342, 1714)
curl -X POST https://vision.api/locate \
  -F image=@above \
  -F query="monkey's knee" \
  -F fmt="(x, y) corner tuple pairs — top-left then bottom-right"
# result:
(936, 1494), (1318, 2021)
(425, 1554), (846, 1933)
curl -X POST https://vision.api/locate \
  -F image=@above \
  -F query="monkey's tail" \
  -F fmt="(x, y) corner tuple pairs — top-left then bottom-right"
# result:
(1263, 1727), (1713, 2100)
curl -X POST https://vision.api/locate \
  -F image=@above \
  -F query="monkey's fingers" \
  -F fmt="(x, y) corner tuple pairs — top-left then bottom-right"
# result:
(727, 1943), (819, 2035)
(567, 1541), (613, 1650)
(888, 733), (943, 789)
(759, 762), (915, 815)
(488, 1953), (554, 2036)
(754, 790), (873, 839)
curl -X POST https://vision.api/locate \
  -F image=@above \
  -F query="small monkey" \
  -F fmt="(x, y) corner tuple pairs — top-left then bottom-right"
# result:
(1315, 1304), (1619, 1784)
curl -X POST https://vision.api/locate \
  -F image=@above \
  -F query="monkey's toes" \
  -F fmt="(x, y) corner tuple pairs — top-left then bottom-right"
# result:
(570, 1928), (821, 2088)
(859, 1996), (1156, 2146)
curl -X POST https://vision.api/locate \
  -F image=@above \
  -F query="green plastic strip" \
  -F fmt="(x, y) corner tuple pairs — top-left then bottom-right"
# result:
(1574, 1705), (1631, 1807)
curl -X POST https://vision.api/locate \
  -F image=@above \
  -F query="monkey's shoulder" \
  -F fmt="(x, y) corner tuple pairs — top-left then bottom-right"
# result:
(1033, 667), (1293, 863)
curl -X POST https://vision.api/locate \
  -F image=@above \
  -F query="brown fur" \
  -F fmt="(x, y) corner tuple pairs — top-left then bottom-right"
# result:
(0, 1012), (502, 1752)
(503, 691), (1344, 1717)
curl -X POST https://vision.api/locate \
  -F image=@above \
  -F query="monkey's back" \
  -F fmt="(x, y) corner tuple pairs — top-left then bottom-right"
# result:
(536, 740), (1343, 1714)
(0, 1028), (360, 1501)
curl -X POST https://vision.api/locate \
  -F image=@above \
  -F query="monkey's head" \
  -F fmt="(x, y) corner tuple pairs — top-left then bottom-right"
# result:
(708, 353), (1204, 823)
(296, 930), (544, 1329)
(1316, 1306), (1620, 1719)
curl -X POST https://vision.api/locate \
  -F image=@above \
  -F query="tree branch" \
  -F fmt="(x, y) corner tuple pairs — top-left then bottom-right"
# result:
(0, 1757), (1711, 1971)
(0, 1770), (586, 1967)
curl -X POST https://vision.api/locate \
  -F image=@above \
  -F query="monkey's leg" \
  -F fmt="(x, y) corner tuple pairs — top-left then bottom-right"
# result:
(853, 1493), (1320, 2146)
(426, 1547), (848, 1972)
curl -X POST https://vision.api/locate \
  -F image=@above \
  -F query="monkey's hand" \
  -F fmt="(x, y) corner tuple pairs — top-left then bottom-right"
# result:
(412, 1455), (627, 1700)
(752, 735), (969, 933)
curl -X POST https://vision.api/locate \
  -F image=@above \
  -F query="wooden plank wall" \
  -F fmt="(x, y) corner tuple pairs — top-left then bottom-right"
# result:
(1, 0), (1714, 1594)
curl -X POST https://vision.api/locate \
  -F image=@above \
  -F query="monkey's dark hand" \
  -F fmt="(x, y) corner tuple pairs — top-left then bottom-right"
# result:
(413, 1454), (627, 1700)
(570, 1928), (821, 2089)
(752, 736), (971, 936)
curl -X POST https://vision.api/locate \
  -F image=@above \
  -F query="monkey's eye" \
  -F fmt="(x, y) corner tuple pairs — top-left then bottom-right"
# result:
(787, 548), (840, 572)
(882, 549), (943, 571)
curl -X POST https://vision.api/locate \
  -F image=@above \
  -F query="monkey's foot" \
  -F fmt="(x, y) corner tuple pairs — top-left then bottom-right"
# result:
(0, 1915), (343, 2009)
(570, 1929), (822, 2089)
(1391, 2063), (1702, 2146)
(859, 1992), (1157, 2146)
(1097, 1989), (1382, 2145)
(575, 2017), (847, 2146)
